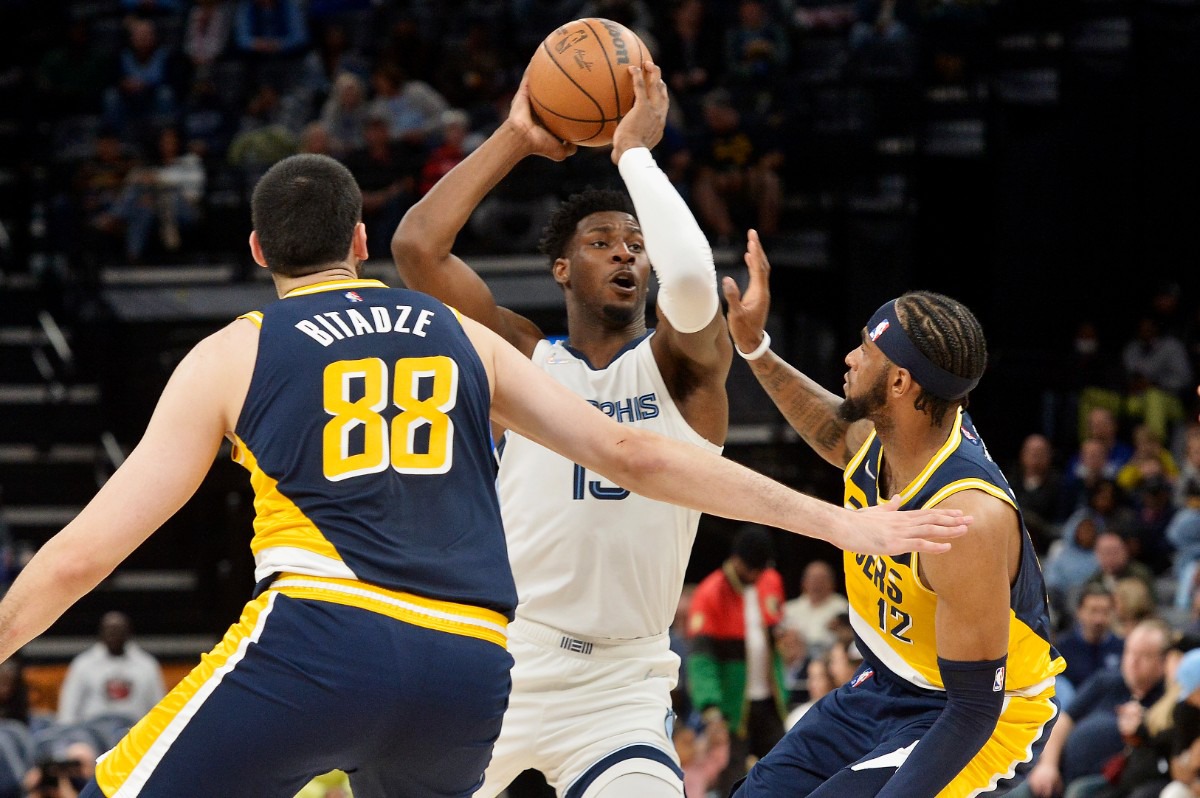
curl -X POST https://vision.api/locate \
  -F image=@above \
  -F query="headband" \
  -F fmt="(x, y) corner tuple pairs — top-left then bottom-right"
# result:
(866, 299), (979, 400)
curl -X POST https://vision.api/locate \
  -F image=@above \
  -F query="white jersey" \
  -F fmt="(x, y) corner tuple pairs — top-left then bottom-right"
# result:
(497, 334), (722, 641)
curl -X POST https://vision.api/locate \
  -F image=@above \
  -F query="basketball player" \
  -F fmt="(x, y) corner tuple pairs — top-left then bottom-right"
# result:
(0, 156), (968, 798)
(723, 231), (1066, 797)
(391, 63), (735, 798)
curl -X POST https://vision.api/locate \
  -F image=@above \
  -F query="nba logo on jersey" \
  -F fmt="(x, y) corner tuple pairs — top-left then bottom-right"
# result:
(344, 291), (363, 302)
(960, 426), (977, 443)
(869, 319), (890, 342)
(993, 666), (1006, 692)
(851, 668), (874, 688)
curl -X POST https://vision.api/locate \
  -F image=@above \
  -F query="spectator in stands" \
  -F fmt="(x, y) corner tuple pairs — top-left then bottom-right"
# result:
(1044, 513), (1101, 620)
(231, 0), (309, 90)
(56, 612), (165, 726)
(343, 110), (421, 259)
(1119, 424), (1181, 495)
(295, 20), (370, 115)
(654, 0), (725, 124)
(781, 559), (848, 662)
(1111, 577), (1159, 639)
(102, 16), (181, 139)
(297, 120), (335, 156)
(1012, 432), (1067, 554)
(53, 126), (137, 272)
(723, 0), (790, 110)
(226, 83), (298, 188)
(1170, 426), (1200, 610)
(1019, 619), (1171, 798)
(367, 63), (450, 148)
(318, 71), (369, 157)
(1086, 531), (1158, 608)
(689, 87), (784, 244)
(22, 739), (98, 798)
(1160, 646), (1200, 798)
(433, 18), (509, 117)
(1055, 585), (1124, 711)
(671, 584), (697, 724)
(179, 75), (239, 163)
(848, 0), (918, 79)
(784, 652), (834, 730)
(688, 525), (788, 794)
(1123, 316), (1194, 444)
(675, 711), (731, 798)
(183, 0), (233, 76)
(111, 126), (206, 264)
(0, 658), (30, 724)
(419, 109), (472, 197)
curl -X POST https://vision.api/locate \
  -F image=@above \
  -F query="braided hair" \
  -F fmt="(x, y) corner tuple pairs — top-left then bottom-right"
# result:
(895, 291), (988, 426)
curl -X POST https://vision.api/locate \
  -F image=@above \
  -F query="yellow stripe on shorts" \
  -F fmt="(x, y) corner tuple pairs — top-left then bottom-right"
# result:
(269, 573), (508, 648)
(936, 684), (1058, 797)
(96, 592), (278, 798)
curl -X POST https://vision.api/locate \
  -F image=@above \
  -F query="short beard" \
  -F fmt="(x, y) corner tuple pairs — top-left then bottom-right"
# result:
(600, 302), (639, 327)
(838, 369), (890, 424)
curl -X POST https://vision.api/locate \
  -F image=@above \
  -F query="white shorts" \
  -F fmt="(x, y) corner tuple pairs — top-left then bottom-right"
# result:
(476, 617), (684, 798)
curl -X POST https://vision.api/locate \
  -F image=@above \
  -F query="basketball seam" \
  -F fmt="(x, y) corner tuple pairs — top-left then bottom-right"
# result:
(582, 18), (623, 118)
(536, 36), (606, 142)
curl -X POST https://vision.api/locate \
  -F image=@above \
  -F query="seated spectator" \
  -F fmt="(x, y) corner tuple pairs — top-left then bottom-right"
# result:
(1017, 619), (1171, 798)
(102, 17), (182, 139)
(1069, 407), (1136, 480)
(1171, 425), (1200, 609)
(1062, 438), (1123, 517)
(294, 20), (370, 113)
(827, 637), (864, 687)
(1044, 515), (1100, 621)
(51, 126), (137, 272)
(782, 559), (848, 662)
(1011, 432), (1066, 554)
(1086, 531), (1159, 609)
(110, 125), (206, 263)
(418, 109), (472, 196)
(674, 713), (731, 798)
(1055, 585), (1124, 711)
(367, 62), (450, 148)
(689, 87), (784, 244)
(1111, 577), (1159, 639)
(784, 653), (834, 730)
(231, 0), (310, 90)
(1160, 647), (1200, 798)
(56, 612), (166, 726)
(1122, 315), (1194, 444)
(226, 83), (298, 189)
(318, 71), (369, 157)
(723, 0), (790, 109)
(343, 110), (422, 257)
(22, 739), (98, 798)
(1118, 423), (1181, 495)
(184, 0), (234, 76)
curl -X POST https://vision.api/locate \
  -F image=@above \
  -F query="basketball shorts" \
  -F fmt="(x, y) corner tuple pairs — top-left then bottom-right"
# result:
(732, 659), (1058, 798)
(77, 574), (513, 798)
(475, 617), (684, 798)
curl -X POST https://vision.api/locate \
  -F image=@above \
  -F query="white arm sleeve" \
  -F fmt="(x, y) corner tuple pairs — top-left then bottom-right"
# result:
(618, 147), (718, 334)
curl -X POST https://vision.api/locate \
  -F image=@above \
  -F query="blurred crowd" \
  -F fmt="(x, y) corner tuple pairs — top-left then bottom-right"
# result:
(15, 0), (983, 283)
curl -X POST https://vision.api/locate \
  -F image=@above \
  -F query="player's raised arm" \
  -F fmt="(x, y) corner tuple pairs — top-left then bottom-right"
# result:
(464, 314), (969, 555)
(391, 73), (573, 357)
(723, 230), (872, 467)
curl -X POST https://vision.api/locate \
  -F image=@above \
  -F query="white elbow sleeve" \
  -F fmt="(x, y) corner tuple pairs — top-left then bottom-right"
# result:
(618, 147), (718, 334)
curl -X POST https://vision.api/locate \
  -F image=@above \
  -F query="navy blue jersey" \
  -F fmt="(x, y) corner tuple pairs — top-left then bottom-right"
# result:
(843, 408), (1064, 693)
(233, 278), (516, 616)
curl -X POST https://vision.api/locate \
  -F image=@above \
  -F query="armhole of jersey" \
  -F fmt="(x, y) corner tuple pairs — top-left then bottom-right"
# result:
(445, 305), (464, 325)
(911, 479), (1019, 595)
(239, 310), (264, 329)
(843, 429), (877, 485)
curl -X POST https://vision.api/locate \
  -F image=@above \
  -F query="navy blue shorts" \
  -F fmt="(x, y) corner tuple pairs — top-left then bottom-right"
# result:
(732, 661), (1058, 798)
(79, 580), (513, 798)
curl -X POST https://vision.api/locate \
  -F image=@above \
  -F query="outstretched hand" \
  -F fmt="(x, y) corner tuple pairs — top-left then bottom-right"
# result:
(506, 68), (577, 162)
(850, 496), (971, 555)
(611, 61), (668, 164)
(722, 229), (772, 356)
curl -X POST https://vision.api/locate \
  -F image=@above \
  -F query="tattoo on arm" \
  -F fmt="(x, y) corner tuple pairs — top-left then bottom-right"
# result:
(752, 357), (849, 461)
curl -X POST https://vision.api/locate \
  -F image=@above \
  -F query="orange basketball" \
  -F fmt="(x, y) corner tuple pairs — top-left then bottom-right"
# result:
(526, 18), (650, 147)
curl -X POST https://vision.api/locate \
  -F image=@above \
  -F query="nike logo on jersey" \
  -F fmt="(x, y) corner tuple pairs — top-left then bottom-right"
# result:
(864, 459), (876, 480)
(294, 305), (436, 347)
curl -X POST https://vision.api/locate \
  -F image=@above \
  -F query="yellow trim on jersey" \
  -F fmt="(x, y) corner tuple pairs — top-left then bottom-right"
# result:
(936, 683), (1058, 797)
(96, 592), (276, 797)
(239, 310), (264, 328)
(230, 435), (346, 565)
(283, 278), (388, 298)
(925, 478), (1016, 512)
(896, 414), (962, 504)
(270, 573), (508, 648)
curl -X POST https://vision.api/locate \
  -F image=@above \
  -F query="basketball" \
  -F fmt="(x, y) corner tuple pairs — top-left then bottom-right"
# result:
(526, 18), (650, 147)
